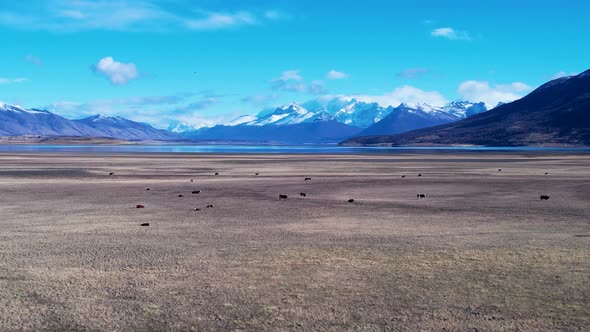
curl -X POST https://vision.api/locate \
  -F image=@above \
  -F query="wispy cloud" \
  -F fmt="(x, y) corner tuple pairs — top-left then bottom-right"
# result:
(241, 94), (278, 106)
(326, 70), (349, 80)
(396, 67), (431, 79)
(347, 85), (448, 108)
(0, 77), (27, 84)
(551, 71), (577, 80)
(25, 54), (42, 66)
(92, 56), (139, 85)
(271, 70), (328, 95)
(185, 11), (257, 30)
(172, 97), (220, 112)
(431, 27), (470, 40)
(0, 1), (288, 32)
(45, 91), (223, 128)
(458, 81), (532, 108)
(279, 70), (303, 81)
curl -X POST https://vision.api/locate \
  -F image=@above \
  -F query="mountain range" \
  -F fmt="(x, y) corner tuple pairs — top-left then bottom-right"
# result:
(0, 98), (492, 143)
(0, 103), (178, 140)
(4, 69), (587, 146)
(180, 99), (487, 143)
(341, 70), (590, 146)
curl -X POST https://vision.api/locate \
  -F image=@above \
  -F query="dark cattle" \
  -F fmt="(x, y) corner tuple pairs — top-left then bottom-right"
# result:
(109, 172), (115, 176)
(255, 173), (260, 176)
(279, 194), (288, 200)
(401, 175), (406, 178)
(190, 179), (194, 182)
(206, 204), (214, 208)
(545, 172), (549, 175)
(540, 195), (550, 201)
(146, 188), (151, 191)
(304, 177), (312, 181)
(498, 169), (502, 172)
(194, 208), (201, 211)
(300, 193), (307, 197)
(192, 190), (201, 194)
(140, 223), (150, 227)
(417, 194), (426, 199)
(215, 173), (219, 176)
(136, 204), (145, 209)
(418, 174), (422, 177)
(178, 194), (184, 198)
(348, 199), (355, 203)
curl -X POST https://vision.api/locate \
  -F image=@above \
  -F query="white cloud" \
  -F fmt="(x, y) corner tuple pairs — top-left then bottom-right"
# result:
(93, 56), (139, 85)
(25, 54), (42, 66)
(264, 10), (288, 21)
(0, 1), (286, 32)
(186, 11), (257, 30)
(45, 91), (223, 129)
(396, 67), (430, 79)
(551, 71), (577, 80)
(242, 94), (278, 106)
(279, 70), (303, 81)
(309, 80), (328, 95)
(431, 27), (470, 40)
(326, 70), (349, 80)
(270, 71), (328, 95)
(350, 85), (448, 107)
(0, 77), (27, 84)
(458, 81), (532, 108)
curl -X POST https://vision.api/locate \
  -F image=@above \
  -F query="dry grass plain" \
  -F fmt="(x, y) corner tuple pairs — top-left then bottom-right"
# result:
(0, 152), (588, 331)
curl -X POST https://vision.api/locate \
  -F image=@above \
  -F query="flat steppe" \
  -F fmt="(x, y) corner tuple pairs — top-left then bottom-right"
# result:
(0, 152), (588, 331)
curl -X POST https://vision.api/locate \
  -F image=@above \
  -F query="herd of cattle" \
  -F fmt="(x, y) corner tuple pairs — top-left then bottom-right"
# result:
(118, 170), (551, 226)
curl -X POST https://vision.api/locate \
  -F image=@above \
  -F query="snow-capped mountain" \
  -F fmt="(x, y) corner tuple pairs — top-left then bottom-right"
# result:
(0, 96), (490, 143)
(0, 102), (179, 140)
(77, 115), (178, 140)
(328, 99), (390, 128)
(359, 103), (462, 136)
(235, 103), (317, 126)
(182, 102), (362, 143)
(442, 101), (488, 118)
(168, 121), (196, 133)
(0, 102), (105, 137)
(343, 69), (590, 146)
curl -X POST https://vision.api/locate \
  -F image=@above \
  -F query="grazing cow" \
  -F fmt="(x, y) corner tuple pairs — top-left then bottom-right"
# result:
(206, 204), (214, 208)
(498, 169), (502, 172)
(417, 194), (426, 199)
(190, 179), (194, 182)
(136, 204), (145, 209)
(348, 199), (355, 203)
(255, 173), (260, 176)
(540, 195), (550, 201)
(146, 188), (151, 191)
(215, 172), (219, 176)
(401, 175), (406, 178)
(545, 172), (549, 175)
(140, 223), (150, 227)
(192, 190), (201, 194)
(194, 208), (201, 211)
(279, 194), (288, 200)
(109, 172), (115, 176)
(178, 194), (184, 198)
(300, 193), (307, 197)
(418, 174), (423, 177)
(304, 177), (312, 181)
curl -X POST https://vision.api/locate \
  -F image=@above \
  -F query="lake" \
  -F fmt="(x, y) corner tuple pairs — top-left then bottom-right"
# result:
(0, 144), (589, 154)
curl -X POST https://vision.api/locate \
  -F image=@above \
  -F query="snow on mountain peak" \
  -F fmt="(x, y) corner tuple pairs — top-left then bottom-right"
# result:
(0, 102), (49, 114)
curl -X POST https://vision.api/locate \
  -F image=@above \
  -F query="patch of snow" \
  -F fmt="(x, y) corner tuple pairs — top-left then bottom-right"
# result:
(228, 115), (258, 126)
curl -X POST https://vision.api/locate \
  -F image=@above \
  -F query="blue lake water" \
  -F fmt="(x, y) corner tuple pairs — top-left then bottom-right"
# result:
(0, 144), (589, 154)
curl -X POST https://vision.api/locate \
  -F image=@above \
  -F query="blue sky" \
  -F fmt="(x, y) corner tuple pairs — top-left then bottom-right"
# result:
(0, 0), (588, 128)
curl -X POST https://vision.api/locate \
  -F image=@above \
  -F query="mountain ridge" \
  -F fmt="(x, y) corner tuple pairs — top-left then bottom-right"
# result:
(340, 70), (590, 146)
